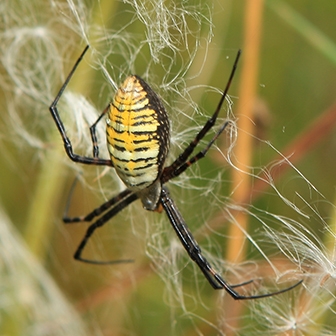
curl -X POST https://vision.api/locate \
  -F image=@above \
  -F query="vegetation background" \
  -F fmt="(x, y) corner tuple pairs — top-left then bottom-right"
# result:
(1, 0), (336, 335)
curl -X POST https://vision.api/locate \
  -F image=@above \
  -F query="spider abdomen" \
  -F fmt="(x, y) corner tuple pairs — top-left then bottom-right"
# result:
(106, 75), (170, 191)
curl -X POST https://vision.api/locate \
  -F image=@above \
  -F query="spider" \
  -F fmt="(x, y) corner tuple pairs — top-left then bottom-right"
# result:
(49, 45), (302, 300)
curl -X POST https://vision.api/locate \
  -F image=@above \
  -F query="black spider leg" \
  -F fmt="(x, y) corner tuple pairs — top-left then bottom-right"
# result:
(49, 45), (112, 166)
(163, 120), (231, 182)
(65, 188), (139, 264)
(63, 177), (135, 224)
(161, 186), (302, 299)
(89, 104), (110, 158)
(162, 50), (241, 182)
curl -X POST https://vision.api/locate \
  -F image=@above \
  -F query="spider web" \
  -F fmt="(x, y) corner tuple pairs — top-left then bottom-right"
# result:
(1, 0), (336, 335)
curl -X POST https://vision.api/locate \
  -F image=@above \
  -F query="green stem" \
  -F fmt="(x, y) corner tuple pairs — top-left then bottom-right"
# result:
(24, 140), (66, 259)
(267, 0), (336, 64)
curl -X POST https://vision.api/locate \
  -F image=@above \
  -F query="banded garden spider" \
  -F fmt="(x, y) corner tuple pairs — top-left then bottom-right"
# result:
(49, 45), (302, 299)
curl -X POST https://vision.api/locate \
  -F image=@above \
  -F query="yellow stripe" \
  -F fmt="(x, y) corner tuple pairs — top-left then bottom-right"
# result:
(106, 75), (164, 190)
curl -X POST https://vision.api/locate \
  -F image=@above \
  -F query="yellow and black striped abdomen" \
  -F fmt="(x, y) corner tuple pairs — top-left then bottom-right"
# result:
(106, 75), (170, 191)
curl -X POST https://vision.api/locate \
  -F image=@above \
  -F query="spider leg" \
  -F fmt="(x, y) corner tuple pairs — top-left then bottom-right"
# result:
(229, 279), (254, 288)
(162, 121), (230, 182)
(63, 178), (135, 223)
(160, 186), (302, 299)
(73, 190), (138, 264)
(49, 45), (112, 166)
(164, 50), (241, 179)
(89, 104), (110, 158)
